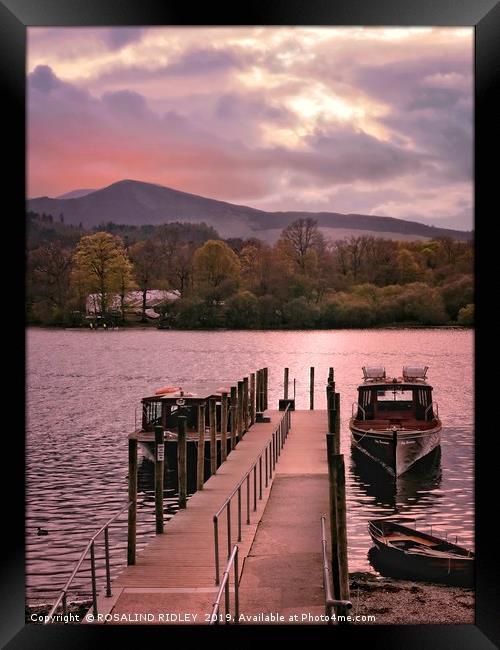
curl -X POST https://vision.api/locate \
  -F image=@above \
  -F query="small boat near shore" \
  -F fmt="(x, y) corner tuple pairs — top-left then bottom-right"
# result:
(368, 518), (474, 586)
(349, 366), (442, 477)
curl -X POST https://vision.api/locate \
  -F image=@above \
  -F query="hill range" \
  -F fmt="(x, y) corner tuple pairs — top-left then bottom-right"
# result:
(27, 179), (472, 242)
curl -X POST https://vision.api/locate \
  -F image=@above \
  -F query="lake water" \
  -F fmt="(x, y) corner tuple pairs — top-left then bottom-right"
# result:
(26, 327), (474, 604)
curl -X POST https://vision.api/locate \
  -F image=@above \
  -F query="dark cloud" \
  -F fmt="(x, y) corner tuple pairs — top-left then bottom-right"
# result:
(105, 28), (145, 50)
(101, 89), (149, 117)
(29, 64), (63, 92)
(351, 55), (473, 183)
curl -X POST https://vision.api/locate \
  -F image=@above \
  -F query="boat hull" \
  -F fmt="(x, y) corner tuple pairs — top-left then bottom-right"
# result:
(368, 520), (474, 586)
(350, 421), (441, 477)
(368, 544), (473, 586)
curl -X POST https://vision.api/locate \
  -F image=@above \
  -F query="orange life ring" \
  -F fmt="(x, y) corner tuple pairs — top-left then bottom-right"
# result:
(155, 385), (181, 395)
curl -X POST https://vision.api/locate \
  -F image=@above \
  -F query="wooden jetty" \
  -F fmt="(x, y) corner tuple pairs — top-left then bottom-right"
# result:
(97, 410), (285, 622)
(47, 367), (350, 626)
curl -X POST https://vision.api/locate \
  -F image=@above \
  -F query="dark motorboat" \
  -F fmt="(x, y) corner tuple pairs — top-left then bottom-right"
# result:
(349, 366), (442, 477)
(368, 518), (474, 586)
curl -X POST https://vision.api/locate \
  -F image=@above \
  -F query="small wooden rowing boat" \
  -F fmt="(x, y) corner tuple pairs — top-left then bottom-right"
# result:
(368, 518), (474, 585)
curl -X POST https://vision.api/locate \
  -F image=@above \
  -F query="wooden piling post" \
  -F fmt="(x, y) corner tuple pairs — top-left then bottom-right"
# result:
(154, 425), (164, 534)
(326, 433), (341, 608)
(209, 398), (217, 475)
(197, 404), (206, 490)
(127, 437), (137, 565)
(263, 367), (268, 411)
(327, 385), (335, 435)
(393, 429), (398, 479)
(334, 392), (341, 453)
(310, 367), (315, 410)
(237, 380), (244, 439)
(230, 386), (237, 449)
(243, 377), (249, 432)
(221, 392), (228, 461)
(255, 369), (260, 412)
(257, 369), (262, 412)
(284, 368), (289, 400)
(177, 415), (187, 508)
(334, 454), (350, 617)
(249, 374), (256, 425)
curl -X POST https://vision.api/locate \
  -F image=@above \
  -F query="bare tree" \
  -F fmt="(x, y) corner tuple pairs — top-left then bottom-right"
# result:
(280, 218), (325, 272)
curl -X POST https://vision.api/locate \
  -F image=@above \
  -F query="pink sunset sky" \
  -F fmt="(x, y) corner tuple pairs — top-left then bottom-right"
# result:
(27, 27), (473, 230)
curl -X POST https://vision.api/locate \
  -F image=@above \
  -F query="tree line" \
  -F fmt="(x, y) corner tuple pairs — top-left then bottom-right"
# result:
(26, 213), (474, 328)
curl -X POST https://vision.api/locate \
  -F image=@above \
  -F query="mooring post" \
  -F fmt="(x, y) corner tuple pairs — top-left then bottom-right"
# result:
(334, 454), (350, 619)
(127, 436), (137, 565)
(310, 367), (315, 410)
(197, 404), (206, 490)
(326, 433), (341, 603)
(328, 367), (334, 384)
(154, 425), (164, 534)
(209, 398), (217, 475)
(334, 393), (341, 454)
(230, 386), (237, 449)
(257, 369), (263, 412)
(249, 373), (256, 425)
(237, 380), (244, 439)
(393, 429), (398, 480)
(263, 367), (268, 411)
(177, 415), (187, 508)
(221, 392), (228, 462)
(243, 376), (249, 432)
(327, 385), (335, 434)
(284, 367), (289, 400)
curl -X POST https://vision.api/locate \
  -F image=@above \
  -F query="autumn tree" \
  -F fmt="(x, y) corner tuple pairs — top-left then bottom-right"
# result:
(72, 232), (133, 316)
(28, 244), (73, 323)
(166, 243), (196, 298)
(193, 240), (241, 302)
(130, 239), (162, 321)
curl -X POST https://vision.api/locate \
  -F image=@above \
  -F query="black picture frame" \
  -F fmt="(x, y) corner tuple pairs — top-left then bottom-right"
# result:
(2, 0), (498, 647)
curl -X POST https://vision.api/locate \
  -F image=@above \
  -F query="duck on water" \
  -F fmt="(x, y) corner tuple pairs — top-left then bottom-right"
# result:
(349, 366), (442, 477)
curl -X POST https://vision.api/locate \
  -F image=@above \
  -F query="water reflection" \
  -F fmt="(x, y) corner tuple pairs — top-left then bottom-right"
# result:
(349, 445), (442, 511)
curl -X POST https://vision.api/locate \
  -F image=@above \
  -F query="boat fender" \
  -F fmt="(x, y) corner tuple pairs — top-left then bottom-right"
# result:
(155, 386), (182, 395)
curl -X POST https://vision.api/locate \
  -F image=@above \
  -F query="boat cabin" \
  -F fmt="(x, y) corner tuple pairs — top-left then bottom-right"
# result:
(141, 383), (233, 432)
(355, 366), (436, 423)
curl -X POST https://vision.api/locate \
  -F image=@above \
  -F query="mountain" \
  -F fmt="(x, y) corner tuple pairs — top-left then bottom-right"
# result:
(27, 179), (472, 242)
(56, 188), (96, 199)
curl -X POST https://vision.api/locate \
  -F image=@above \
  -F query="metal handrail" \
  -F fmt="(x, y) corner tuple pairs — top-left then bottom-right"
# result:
(352, 402), (366, 420)
(44, 501), (133, 623)
(425, 402), (439, 420)
(209, 545), (239, 625)
(213, 406), (291, 585)
(320, 516), (352, 623)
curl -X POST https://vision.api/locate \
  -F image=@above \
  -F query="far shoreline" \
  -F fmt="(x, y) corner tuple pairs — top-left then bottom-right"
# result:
(26, 324), (473, 332)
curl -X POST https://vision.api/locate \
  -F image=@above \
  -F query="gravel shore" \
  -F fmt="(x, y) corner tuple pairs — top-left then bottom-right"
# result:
(26, 574), (474, 626)
(349, 572), (474, 624)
